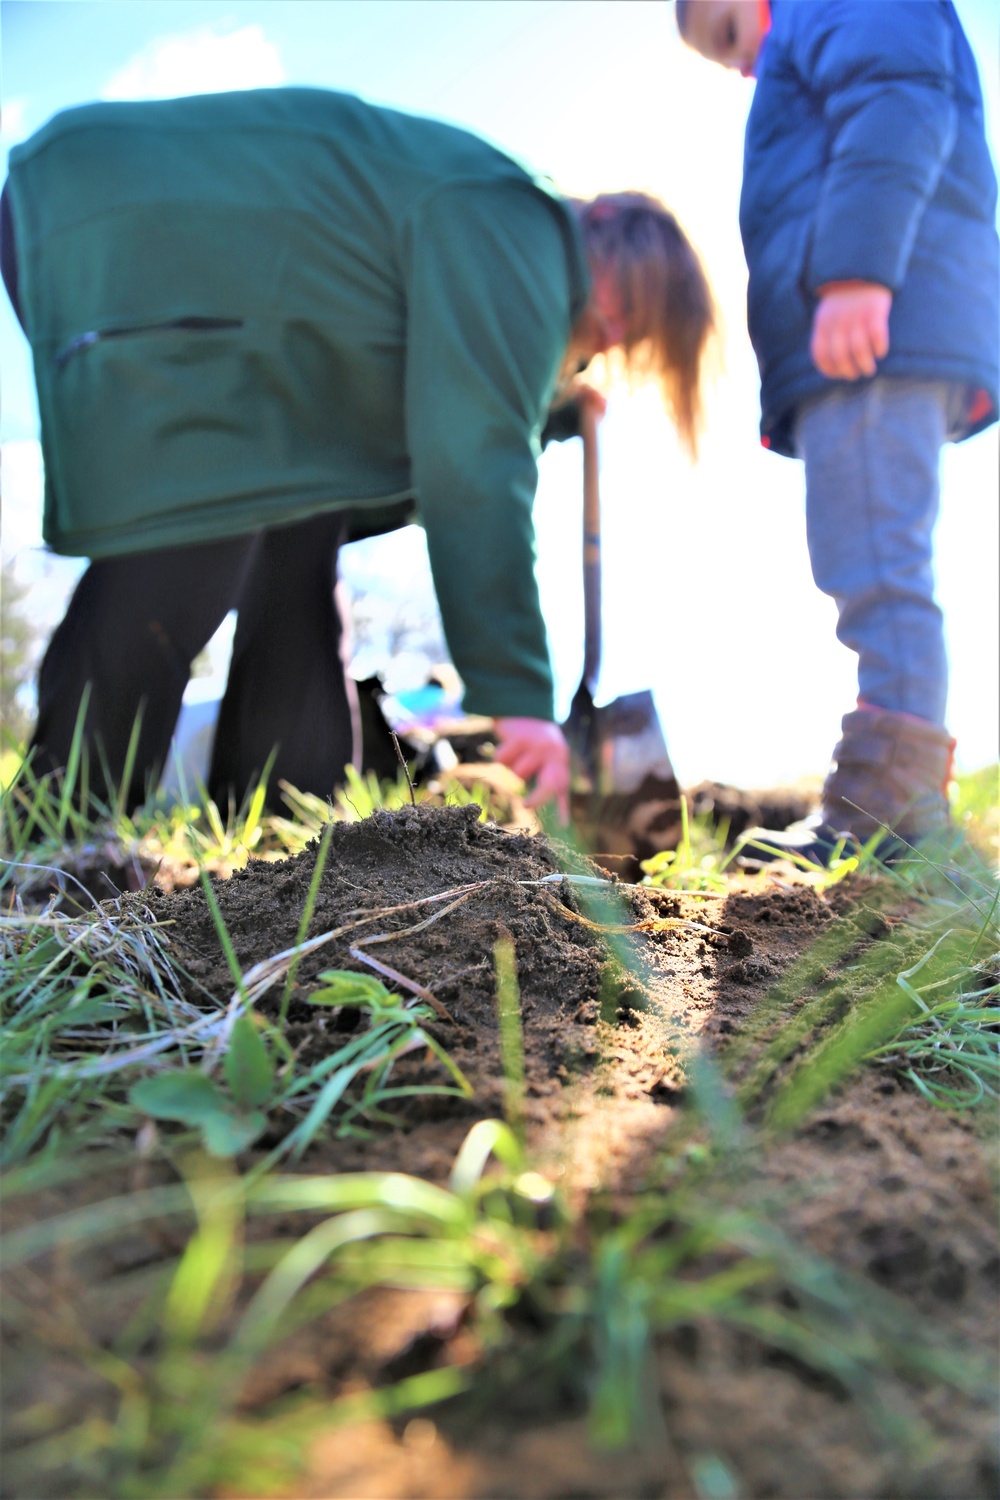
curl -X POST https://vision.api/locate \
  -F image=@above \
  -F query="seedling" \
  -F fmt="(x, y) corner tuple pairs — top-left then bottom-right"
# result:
(641, 796), (734, 892)
(130, 1014), (276, 1156)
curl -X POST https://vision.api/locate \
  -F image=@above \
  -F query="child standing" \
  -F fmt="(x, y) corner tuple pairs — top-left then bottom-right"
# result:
(678, 0), (998, 860)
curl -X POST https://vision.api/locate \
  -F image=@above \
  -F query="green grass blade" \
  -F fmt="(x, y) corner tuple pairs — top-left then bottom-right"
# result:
(196, 865), (249, 1007)
(56, 685), (91, 836)
(278, 815), (335, 1028)
(494, 935), (525, 1143)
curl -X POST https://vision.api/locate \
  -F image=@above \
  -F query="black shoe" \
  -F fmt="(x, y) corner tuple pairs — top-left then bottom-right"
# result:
(734, 816), (872, 871)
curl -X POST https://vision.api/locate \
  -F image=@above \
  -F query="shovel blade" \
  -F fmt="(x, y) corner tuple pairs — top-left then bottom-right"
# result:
(590, 690), (675, 795)
(562, 680), (600, 788)
(562, 688), (682, 874)
(563, 689), (675, 794)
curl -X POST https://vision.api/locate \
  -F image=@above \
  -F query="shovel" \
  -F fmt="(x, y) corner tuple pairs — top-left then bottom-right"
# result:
(561, 402), (682, 873)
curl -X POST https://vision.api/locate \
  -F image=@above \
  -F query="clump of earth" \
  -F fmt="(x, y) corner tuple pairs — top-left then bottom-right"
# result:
(12, 805), (1000, 1498)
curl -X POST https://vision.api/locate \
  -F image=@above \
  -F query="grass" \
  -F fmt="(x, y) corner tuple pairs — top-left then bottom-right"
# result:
(0, 894), (473, 1171)
(6, 1117), (990, 1497)
(267, 763), (497, 856)
(1, 741), (479, 1173)
(1, 747), (997, 1497)
(635, 772), (999, 1120)
(951, 761), (1000, 861)
(639, 795), (734, 892)
(1, 735), (496, 902)
(5, 1111), (987, 1498)
(863, 835), (1000, 1110)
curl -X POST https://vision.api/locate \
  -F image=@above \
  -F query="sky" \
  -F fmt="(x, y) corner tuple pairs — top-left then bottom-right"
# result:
(1, 0), (998, 786)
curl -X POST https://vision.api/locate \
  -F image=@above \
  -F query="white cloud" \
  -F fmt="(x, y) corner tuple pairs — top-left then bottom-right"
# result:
(1, 98), (30, 143)
(101, 22), (285, 102)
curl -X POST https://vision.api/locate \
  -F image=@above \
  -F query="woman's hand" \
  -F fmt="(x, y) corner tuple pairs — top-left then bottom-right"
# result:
(494, 717), (570, 822)
(811, 281), (892, 380)
(564, 377), (608, 420)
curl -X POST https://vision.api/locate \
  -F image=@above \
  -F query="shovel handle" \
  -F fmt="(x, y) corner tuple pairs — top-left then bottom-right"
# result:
(581, 401), (602, 689)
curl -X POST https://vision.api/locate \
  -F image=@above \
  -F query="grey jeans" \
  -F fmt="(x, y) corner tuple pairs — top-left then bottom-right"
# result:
(793, 378), (968, 728)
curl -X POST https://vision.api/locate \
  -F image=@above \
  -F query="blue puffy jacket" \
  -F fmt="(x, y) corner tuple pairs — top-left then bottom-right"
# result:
(740, 0), (999, 456)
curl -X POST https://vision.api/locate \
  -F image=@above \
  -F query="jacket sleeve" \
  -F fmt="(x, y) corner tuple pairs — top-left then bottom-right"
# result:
(401, 181), (577, 720)
(791, 0), (959, 294)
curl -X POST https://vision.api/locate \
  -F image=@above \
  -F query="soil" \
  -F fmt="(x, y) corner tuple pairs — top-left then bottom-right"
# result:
(6, 804), (998, 1499)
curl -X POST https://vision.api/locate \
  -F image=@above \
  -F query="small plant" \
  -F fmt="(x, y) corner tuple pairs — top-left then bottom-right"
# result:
(86, 958), (472, 1164)
(282, 966), (472, 1159)
(130, 1014), (276, 1156)
(640, 797), (733, 892)
(731, 825), (866, 891)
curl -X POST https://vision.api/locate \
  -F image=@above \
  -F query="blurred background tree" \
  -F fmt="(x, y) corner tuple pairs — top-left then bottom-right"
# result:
(1, 560), (39, 745)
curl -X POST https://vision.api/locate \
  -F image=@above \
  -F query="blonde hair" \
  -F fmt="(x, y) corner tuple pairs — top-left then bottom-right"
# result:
(576, 192), (716, 458)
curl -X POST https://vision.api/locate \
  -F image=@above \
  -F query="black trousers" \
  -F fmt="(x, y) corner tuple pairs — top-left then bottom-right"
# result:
(29, 513), (360, 812)
(6, 184), (361, 812)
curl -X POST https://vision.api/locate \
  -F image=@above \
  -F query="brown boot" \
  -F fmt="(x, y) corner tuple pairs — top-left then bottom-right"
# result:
(822, 706), (955, 843)
(737, 707), (955, 868)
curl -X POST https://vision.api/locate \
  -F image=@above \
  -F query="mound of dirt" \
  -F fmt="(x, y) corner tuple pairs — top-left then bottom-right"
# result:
(10, 805), (999, 1499)
(144, 803), (629, 1170)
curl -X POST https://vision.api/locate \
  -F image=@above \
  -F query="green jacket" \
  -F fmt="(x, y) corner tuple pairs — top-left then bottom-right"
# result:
(6, 88), (590, 720)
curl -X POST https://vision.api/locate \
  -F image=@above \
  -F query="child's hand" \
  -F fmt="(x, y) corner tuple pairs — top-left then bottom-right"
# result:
(810, 281), (892, 380)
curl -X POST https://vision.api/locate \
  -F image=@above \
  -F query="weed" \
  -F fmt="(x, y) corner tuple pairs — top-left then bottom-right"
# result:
(640, 796), (734, 892)
(129, 1014), (276, 1156)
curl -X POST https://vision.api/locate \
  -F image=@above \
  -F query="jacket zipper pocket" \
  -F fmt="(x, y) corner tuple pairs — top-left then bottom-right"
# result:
(55, 317), (243, 369)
